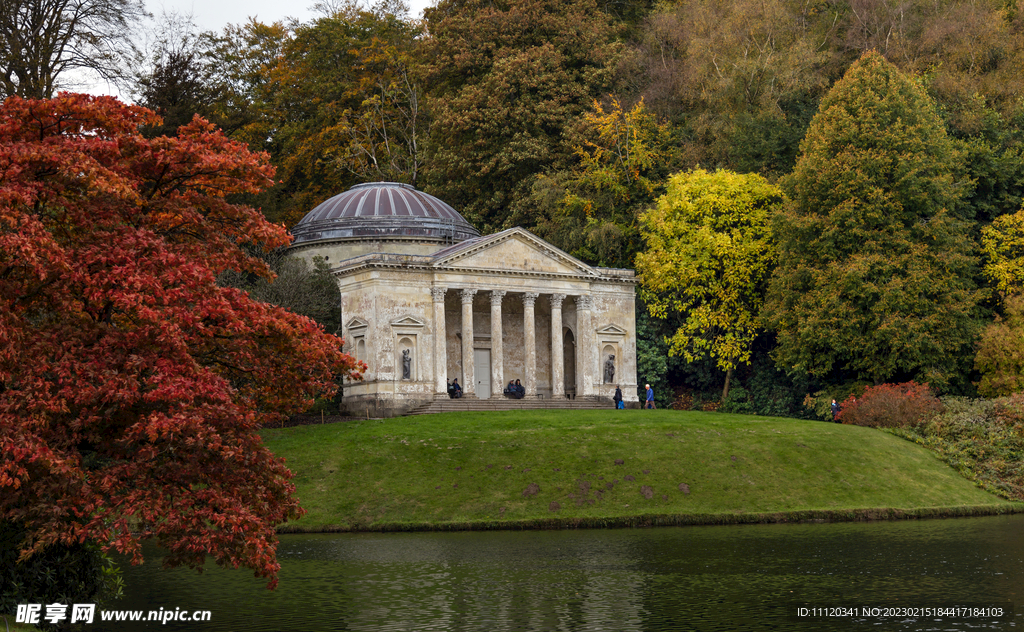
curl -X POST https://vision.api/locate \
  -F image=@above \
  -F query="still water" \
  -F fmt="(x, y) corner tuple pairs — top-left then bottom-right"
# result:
(113, 514), (1024, 631)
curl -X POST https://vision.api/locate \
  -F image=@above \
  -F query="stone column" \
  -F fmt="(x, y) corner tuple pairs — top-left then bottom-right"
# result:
(550, 293), (565, 398)
(523, 292), (538, 397)
(460, 289), (477, 398)
(576, 294), (594, 397)
(490, 290), (506, 398)
(431, 287), (447, 397)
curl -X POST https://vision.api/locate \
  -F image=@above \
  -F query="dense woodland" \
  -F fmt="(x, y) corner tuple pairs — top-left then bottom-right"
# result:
(126, 0), (1024, 413)
(7, 0), (1024, 412)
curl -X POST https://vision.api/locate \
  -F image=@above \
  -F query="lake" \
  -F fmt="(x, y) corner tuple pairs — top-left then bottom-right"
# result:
(112, 514), (1024, 631)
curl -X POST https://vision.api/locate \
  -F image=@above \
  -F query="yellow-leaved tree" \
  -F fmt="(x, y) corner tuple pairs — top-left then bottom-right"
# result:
(981, 208), (1024, 299)
(977, 208), (1024, 395)
(636, 168), (782, 400)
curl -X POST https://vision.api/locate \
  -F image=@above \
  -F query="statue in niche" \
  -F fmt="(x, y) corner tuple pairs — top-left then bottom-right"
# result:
(402, 349), (412, 380)
(604, 354), (615, 383)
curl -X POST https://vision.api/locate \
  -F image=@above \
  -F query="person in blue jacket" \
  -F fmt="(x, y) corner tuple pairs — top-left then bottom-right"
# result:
(645, 384), (655, 409)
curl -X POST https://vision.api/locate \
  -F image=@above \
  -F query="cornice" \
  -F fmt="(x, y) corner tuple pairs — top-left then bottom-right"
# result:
(332, 260), (636, 284)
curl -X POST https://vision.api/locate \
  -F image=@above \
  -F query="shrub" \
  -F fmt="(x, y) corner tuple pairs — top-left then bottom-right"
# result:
(837, 382), (944, 428)
(720, 385), (755, 414)
(1, 522), (122, 622)
(671, 391), (694, 411)
(700, 399), (721, 412)
(975, 294), (1024, 397)
(803, 383), (869, 421)
(892, 394), (1024, 500)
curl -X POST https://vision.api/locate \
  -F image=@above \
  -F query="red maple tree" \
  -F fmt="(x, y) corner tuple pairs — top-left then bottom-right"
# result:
(0, 93), (362, 588)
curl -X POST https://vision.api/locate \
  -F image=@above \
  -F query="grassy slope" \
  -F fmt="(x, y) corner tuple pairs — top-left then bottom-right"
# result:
(261, 410), (1020, 531)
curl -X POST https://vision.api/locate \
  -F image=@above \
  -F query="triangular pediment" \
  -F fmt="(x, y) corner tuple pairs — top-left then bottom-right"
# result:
(434, 228), (598, 277)
(596, 323), (628, 336)
(390, 315), (426, 328)
(347, 317), (369, 331)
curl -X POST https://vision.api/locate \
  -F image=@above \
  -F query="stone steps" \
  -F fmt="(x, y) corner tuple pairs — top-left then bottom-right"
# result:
(405, 396), (615, 415)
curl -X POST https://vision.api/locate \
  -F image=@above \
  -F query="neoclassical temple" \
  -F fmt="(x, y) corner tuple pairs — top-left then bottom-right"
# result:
(289, 182), (639, 416)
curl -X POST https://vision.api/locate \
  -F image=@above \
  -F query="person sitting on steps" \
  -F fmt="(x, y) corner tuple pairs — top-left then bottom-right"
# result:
(449, 378), (463, 399)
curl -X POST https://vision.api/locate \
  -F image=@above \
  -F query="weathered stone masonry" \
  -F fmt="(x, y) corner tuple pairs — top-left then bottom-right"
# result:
(290, 182), (638, 417)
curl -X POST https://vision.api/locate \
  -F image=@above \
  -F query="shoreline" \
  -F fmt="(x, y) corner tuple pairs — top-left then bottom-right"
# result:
(278, 502), (1024, 534)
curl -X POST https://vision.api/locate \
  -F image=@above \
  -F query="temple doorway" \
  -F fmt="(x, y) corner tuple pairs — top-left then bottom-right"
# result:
(474, 348), (491, 398)
(563, 328), (576, 398)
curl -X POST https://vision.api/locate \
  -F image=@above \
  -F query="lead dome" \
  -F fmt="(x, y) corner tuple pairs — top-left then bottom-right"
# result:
(290, 182), (481, 259)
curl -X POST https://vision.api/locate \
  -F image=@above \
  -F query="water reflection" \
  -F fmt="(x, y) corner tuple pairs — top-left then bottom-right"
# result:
(114, 514), (1024, 631)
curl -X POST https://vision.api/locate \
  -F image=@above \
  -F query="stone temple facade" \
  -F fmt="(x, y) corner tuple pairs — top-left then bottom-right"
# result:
(289, 182), (639, 417)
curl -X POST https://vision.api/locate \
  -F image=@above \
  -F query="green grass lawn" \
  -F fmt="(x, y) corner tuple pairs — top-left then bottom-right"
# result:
(261, 409), (1021, 531)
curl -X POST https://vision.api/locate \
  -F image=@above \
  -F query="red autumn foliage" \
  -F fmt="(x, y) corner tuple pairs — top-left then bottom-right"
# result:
(836, 381), (944, 428)
(0, 94), (363, 588)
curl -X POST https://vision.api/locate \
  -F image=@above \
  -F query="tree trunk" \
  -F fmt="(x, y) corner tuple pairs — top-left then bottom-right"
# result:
(722, 366), (733, 401)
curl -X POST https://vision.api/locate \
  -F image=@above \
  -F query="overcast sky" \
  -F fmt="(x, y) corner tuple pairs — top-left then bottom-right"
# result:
(149, 0), (433, 33)
(81, 0), (434, 97)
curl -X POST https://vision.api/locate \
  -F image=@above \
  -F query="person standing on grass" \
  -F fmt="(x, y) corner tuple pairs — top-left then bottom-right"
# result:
(645, 384), (655, 409)
(831, 399), (840, 422)
(613, 385), (623, 409)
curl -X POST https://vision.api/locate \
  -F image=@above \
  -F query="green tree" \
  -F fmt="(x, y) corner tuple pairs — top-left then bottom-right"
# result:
(637, 168), (782, 399)
(255, 4), (424, 226)
(422, 0), (621, 232)
(764, 51), (983, 391)
(634, 304), (672, 408)
(628, 0), (840, 176)
(975, 294), (1024, 397)
(204, 19), (291, 140)
(132, 13), (223, 138)
(220, 252), (341, 334)
(529, 98), (673, 268)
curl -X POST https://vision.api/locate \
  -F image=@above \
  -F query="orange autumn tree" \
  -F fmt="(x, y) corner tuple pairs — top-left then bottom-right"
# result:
(0, 93), (362, 588)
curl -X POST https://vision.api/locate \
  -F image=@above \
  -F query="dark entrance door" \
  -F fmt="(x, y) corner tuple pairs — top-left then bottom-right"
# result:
(563, 328), (576, 399)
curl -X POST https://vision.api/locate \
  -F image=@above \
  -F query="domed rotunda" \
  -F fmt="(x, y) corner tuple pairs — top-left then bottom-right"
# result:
(289, 182), (638, 417)
(291, 182), (481, 261)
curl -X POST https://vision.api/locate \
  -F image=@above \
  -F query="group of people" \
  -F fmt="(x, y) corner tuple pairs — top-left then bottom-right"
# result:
(504, 379), (526, 398)
(446, 377), (658, 408)
(446, 377), (527, 398)
(611, 384), (654, 409)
